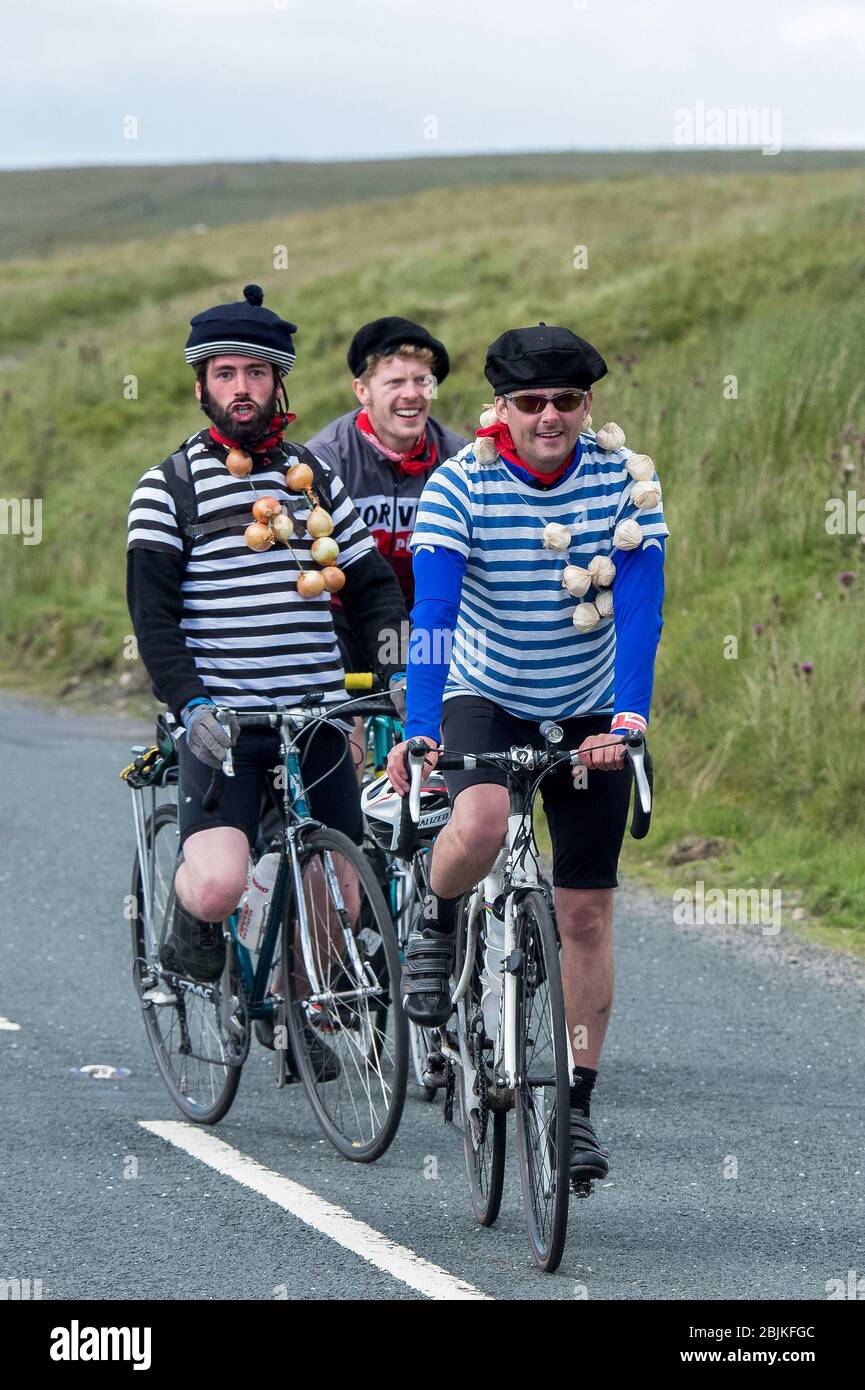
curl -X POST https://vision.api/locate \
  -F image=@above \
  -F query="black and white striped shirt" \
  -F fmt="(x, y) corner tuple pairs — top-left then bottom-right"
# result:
(127, 429), (375, 709)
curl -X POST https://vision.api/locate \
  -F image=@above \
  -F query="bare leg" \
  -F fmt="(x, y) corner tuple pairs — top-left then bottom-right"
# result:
(555, 887), (614, 1071)
(427, 783), (509, 902)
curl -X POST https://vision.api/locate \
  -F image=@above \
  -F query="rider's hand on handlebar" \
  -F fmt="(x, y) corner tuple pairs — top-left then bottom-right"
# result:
(182, 702), (239, 770)
(575, 731), (627, 775)
(386, 736), (439, 796)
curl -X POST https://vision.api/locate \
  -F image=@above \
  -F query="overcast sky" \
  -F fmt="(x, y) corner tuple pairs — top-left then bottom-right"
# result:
(2, 0), (863, 169)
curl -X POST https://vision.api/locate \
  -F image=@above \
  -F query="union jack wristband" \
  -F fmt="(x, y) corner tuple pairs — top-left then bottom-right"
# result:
(610, 712), (648, 737)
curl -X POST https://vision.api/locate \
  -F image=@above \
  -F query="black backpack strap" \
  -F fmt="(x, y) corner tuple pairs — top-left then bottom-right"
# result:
(159, 448), (197, 561)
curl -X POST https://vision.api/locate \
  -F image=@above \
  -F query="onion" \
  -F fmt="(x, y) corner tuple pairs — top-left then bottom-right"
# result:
(244, 522), (273, 551)
(226, 448), (252, 477)
(306, 506), (334, 538)
(286, 462), (314, 492)
(270, 512), (295, 543)
(297, 570), (326, 598)
(322, 565), (345, 593)
(311, 536), (339, 566)
(251, 495), (281, 524)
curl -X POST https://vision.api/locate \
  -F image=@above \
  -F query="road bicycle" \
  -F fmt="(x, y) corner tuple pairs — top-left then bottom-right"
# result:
(122, 692), (408, 1161)
(400, 722), (653, 1271)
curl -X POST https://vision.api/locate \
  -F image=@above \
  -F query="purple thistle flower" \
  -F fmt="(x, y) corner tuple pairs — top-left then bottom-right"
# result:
(753, 623), (764, 635)
(838, 571), (856, 587)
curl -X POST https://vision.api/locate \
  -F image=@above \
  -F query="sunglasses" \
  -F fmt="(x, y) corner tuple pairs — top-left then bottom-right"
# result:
(503, 390), (589, 415)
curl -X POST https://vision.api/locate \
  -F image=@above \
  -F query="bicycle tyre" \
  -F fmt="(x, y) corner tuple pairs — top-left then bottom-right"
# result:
(130, 802), (241, 1124)
(455, 894), (506, 1227)
(283, 827), (408, 1161)
(513, 889), (570, 1272)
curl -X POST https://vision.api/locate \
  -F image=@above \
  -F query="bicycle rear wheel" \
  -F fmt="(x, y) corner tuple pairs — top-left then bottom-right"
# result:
(513, 890), (570, 1272)
(283, 828), (407, 1161)
(130, 802), (242, 1124)
(454, 894), (506, 1226)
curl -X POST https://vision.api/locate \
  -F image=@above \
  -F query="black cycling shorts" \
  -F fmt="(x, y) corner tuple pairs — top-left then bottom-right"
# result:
(439, 695), (634, 891)
(178, 722), (364, 848)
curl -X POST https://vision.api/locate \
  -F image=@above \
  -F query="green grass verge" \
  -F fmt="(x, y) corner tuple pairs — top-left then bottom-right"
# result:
(2, 160), (864, 954)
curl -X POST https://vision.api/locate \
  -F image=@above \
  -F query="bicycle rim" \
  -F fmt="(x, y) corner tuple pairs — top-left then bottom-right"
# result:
(130, 803), (241, 1124)
(455, 897), (506, 1227)
(513, 890), (570, 1271)
(284, 828), (407, 1161)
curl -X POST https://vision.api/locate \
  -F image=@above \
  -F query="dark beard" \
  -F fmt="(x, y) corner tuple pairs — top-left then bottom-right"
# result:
(200, 383), (279, 447)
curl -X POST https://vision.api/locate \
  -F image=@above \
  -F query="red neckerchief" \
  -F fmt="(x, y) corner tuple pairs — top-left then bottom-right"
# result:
(355, 409), (438, 477)
(209, 411), (297, 455)
(475, 420), (576, 486)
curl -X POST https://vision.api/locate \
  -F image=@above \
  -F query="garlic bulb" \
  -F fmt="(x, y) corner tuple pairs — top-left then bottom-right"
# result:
(479, 406), (498, 429)
(474, 436), (498, 464)
(595, 588), (614, 619)
(562, 564), (592, 597)
(595, 422), (626, 451)
(613, 518), (643, 550)
(631, 480), (661, 509)
(543, 522), (571, 551)
(625, 452), (654, 482)
(572, 602), (600, 632)
(588, 554), (616, 587)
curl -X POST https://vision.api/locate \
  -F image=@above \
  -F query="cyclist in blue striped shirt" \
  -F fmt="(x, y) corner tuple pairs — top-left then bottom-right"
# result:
(387, 323), (669, 1180)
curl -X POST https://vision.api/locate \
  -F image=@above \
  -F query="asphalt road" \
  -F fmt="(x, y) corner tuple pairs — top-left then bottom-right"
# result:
(1, 694), (863, 1302)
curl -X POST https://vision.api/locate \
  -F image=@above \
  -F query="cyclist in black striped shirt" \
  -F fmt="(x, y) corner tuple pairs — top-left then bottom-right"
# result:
(126, 286), (406, 985)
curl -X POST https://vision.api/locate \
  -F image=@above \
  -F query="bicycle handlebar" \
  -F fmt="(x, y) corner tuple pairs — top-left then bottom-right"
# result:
(199, 692), (402, 812)
(402, 728), (654, 842)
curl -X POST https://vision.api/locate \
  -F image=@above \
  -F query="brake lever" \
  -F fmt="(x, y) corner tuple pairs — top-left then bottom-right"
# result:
(214, 708), (235, 777)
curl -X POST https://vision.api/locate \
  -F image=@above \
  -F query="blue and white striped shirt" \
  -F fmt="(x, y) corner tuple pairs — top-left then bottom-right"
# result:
(408, 433), (669, 722)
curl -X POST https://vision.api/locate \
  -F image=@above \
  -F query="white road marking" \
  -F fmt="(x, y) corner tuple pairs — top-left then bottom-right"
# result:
(140, 1120), (492, 1301)
(0, 1017), (21, 1031)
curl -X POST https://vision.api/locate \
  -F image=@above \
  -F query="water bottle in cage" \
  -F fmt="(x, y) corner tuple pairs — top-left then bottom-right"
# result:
(237, 844), (280, 958)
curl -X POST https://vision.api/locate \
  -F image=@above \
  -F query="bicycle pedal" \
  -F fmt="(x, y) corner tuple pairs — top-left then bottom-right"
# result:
(570, 1177), (594, 1198)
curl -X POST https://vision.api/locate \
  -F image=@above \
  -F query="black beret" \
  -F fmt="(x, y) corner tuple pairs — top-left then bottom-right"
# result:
(484, 323), (607, 393)
(348, 316), (450, 383)
(185, 284), (298, 373)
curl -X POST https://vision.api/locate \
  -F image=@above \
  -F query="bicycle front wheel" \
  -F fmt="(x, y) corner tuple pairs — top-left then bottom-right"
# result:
(283, 828), (408, 1161)
(130, 802), (241, 1124)
(513, 890), (570, 1272)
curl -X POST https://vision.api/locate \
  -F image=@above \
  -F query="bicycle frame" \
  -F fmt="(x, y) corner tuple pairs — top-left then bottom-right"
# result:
(215, 707), (376, 1027)
(447, 772), (543, 1105)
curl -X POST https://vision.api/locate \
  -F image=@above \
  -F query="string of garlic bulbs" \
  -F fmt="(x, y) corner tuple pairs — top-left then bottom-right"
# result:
(470, 407), (662, 633)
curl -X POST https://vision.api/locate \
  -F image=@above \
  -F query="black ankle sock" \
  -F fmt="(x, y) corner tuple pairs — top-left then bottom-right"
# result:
(421, 890), (462, 936)
(570, 1066), (597, 1117)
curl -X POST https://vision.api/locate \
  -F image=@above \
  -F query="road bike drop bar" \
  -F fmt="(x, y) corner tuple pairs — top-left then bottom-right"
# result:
(397, 723), (654, 856)
(199, 693), (402, 812)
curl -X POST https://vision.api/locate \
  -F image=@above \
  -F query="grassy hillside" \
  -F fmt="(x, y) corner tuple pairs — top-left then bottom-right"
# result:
(2, 150), (865, 260)
(2, 163), (864, 947)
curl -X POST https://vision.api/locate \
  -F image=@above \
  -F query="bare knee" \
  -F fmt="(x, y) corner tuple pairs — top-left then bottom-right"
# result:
(447, 785), (509, 870)
(556, 888), (614, 942)
(178, 827), (249, 921)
